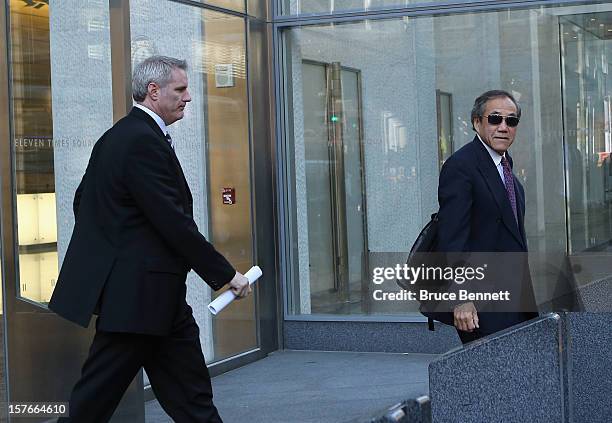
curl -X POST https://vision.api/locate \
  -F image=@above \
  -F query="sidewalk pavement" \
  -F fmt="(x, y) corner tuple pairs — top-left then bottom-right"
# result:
(145, 350), (436, 423)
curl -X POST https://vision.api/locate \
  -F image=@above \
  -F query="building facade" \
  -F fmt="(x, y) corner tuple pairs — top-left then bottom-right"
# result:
(1, 0), (611, 420)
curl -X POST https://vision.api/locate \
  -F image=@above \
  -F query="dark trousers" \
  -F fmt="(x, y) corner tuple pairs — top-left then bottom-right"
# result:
(59, 312), (221, 423)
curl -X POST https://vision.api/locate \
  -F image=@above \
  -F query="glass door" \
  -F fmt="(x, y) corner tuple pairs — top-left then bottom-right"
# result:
(561, 12), (612, 253)
(5, 1), (143, 421)
(301, 60), (368, 314)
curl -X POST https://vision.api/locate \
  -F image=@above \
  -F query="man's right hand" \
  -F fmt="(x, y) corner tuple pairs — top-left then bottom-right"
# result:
(228, 272), (251, 299)
(453, 302), (479, 332)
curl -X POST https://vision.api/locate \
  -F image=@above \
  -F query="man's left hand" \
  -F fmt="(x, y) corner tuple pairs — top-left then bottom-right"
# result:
(453, 301), (479, 332)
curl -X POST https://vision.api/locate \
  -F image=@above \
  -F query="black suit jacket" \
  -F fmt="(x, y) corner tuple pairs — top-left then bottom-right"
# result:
(436, 137), (537, 333)
(49, 107), (235, 335)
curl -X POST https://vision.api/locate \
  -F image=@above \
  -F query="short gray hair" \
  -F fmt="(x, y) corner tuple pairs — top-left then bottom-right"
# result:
(471, 90), (521, 130)
(132, 56), (187, 102)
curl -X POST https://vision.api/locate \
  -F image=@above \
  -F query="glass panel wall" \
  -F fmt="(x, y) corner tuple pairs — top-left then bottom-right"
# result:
(282, 0), (495, 17)
(130, 0), (256, 364)
(299, 61), (368, 313)
(561, 12), (612, 253)
(248, 0), (268, 18)
(204, 10), (257, 362)
(202, 0), (245, 13)
(282, 3), (612, 316)
(10, 0), (113, 306)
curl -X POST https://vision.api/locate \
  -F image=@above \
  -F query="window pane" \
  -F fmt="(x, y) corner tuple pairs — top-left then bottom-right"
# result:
(282, 0), (482, 16)
(202, 0), (245, 13)
(281, 4), (612, 316)
(10, 0), (113, 305)
(248, 0), (267, 18)
(561, 13), (612, 253)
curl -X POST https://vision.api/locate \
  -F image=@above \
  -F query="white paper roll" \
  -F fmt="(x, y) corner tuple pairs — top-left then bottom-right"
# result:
(207, 266), (262, 315)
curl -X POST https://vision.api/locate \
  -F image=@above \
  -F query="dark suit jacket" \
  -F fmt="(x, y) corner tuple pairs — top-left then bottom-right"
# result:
(49, 107), (235, 336)
(436, 136), (537, 334)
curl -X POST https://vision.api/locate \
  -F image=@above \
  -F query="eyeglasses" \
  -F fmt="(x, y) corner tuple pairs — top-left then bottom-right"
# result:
(483, 114), (520, 127)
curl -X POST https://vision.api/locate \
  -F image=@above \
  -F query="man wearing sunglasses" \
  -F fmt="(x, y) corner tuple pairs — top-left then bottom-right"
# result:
(436, 90), (538, 344)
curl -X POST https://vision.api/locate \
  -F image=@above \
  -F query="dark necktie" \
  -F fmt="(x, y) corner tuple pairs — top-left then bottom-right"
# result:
(165, 132), (174, 150)
(500, 156), (518, 223)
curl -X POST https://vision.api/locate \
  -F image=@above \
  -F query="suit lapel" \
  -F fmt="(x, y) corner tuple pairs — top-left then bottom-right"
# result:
(130, 107), (193, 214)
(130, 107), (165, 139)
(168, 149), (194, 216)
(473, 139), (525, 248)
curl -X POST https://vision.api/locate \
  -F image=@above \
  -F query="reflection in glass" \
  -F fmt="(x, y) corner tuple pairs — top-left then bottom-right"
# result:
(561, 13), (612, 253)
(205, 11), (257, 363)
(282, 0), (472, 16)
(436, 90), (453, 169)
(11, 0), (114, 306)
(201, 0), (245, 13)
(282, 6), (593, 316)
(248, 0), (267, 18)
(299, 61), (368, 314)
(10, 0), (57, 305)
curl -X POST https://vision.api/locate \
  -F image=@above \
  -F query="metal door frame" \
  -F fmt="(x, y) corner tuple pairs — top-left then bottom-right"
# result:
(0, 0), (12, 415)
(0, 1), (144, 420)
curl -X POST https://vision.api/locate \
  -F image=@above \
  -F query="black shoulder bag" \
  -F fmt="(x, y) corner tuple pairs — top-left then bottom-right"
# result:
(398, 213), (453, 330)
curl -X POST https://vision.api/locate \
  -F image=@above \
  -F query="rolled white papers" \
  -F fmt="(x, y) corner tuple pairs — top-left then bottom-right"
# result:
(207, 266), (262, 315)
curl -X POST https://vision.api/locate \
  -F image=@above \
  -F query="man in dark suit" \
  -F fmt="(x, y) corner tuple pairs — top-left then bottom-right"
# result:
(436, 90), (538, 344)
(49, 56), (251, 422)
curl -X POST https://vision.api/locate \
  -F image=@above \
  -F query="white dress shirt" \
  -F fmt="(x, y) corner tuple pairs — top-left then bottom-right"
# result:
(476, 133), (506, 186)
(134, 103), (168, 137)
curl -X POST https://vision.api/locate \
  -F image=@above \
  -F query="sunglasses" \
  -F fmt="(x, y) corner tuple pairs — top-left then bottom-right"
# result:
(483, 114), (520, 127)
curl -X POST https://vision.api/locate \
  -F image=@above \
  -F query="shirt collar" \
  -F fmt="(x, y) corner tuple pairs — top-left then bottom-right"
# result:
(135, 104), (168, 136)
(476, 133), (504, 167)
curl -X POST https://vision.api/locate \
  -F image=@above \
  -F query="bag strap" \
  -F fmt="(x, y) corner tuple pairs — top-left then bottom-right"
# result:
(428, 317), (435, 331)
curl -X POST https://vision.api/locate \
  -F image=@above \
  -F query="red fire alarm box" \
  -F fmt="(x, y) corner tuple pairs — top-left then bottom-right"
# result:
(222, 187), (236, 205)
